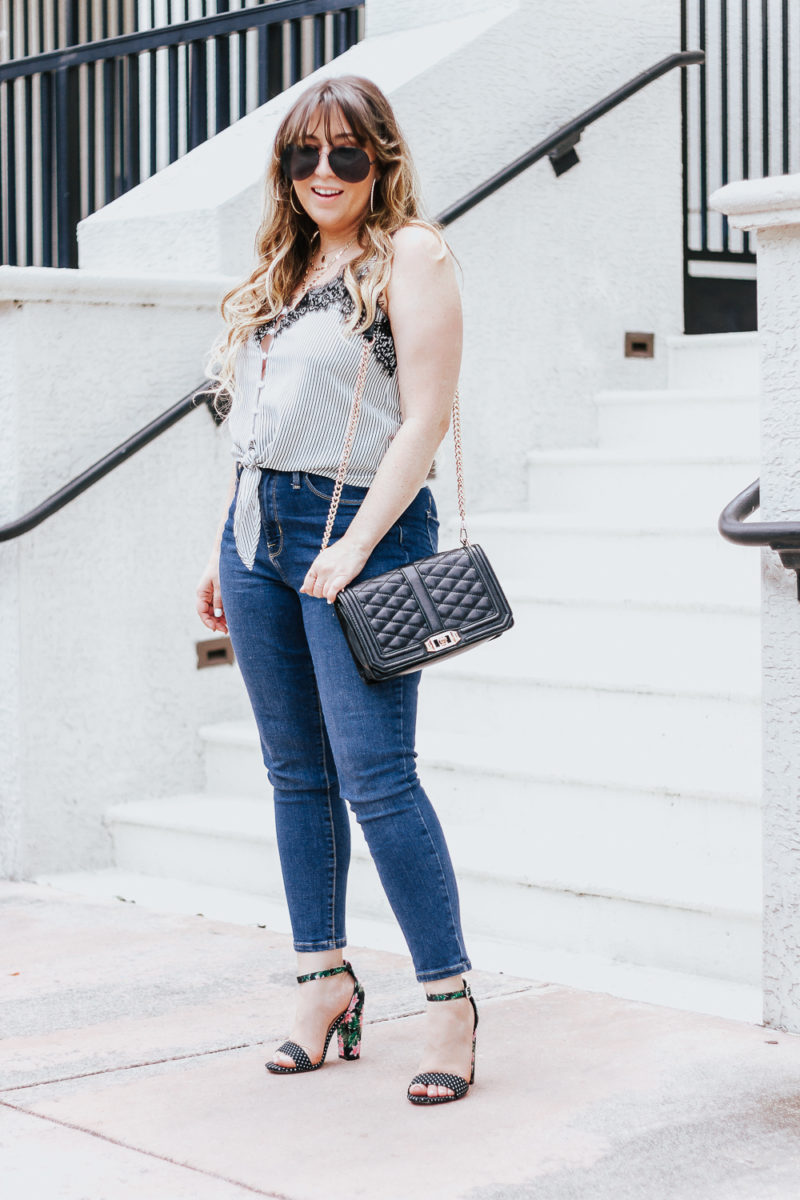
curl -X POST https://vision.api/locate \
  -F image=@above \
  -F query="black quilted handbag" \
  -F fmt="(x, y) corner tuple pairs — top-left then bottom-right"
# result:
(320, 329), (514, 684)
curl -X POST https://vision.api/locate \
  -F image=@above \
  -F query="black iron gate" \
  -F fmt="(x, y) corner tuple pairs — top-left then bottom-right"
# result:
(681, 0), (799, 333)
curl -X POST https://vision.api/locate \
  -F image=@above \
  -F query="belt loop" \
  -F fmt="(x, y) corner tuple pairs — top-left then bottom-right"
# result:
(291, 471), (301, 490)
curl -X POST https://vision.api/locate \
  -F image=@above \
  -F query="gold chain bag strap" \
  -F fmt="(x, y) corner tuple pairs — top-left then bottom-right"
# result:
(323, 326), (514, 684)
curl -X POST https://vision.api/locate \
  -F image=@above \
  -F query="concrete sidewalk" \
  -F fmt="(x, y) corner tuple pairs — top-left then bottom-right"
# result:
(3, 880), (800, 1200)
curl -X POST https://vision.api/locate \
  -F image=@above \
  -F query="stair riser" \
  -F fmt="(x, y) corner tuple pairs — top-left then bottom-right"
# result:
(113, 822), (279, 897)
(423, 766), (761, 912)
(667, 334), (760, 392)
(206, 672), (763, 801)
(441, 601), (760, 697)
(417, 678), (761, 797)
(459, 874), (761, 987)
(596, 398), (758, 456)
(108, 812), (760, 986)
(525, 459), (757, 524)
(458, 526), (761, 607)
(197, 740), (760, 912)
(205, 736), (267, 800)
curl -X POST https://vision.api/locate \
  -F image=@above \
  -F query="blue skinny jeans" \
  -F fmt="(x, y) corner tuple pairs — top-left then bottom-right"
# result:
(218, 466), (472, 983)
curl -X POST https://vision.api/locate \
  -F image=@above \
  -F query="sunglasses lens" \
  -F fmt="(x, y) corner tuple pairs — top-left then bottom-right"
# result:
(328, 146), (371, 183)
(281, 145), (318, 181)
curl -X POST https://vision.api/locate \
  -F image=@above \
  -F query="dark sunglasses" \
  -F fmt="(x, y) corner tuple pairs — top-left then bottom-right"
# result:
(280, 143), (376, 184)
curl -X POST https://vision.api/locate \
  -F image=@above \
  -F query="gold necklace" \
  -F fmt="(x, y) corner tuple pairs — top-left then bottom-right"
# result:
(304, 235), (357, 289)
(275, 237), (358, 325)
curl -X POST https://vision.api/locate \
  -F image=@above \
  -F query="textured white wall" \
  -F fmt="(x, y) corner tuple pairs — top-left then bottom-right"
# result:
(752, 222), (800, 1035)
(3, 0), (689, 879)
(0, 298), (22, 878)
(365, 0), (502, 37)
(0, 269), (248, 877)
(78, 0), (685, 514)
(711, 173), (800, 1033)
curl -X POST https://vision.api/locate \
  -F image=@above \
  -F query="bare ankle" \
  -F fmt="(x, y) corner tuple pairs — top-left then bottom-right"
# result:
(296, 949), (345, 977)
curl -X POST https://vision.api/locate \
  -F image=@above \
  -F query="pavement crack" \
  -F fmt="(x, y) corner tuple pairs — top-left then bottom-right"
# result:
(1, 985), (543, 1093)
(0, 1041), (255, 1092)
(0, 1098), (292, 1198)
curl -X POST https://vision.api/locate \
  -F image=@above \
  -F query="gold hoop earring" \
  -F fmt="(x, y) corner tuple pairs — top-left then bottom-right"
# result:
(290, 187), (303, 216)
(370, 179), (376, 213)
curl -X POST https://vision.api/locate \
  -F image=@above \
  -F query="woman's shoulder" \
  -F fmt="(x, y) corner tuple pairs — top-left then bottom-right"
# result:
(390, 221), (448, 266)
(385, 224), (454, 317)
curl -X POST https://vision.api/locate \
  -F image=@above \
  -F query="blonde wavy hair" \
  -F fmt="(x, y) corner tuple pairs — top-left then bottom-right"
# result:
(204, 75), (451, 415)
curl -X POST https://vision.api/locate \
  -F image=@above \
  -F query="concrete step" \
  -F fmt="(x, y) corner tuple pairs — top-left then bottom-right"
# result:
(196, 722), (760, 911)
(438, 595), (760, 699)
(524, 448), (758, 525)
(666, 331), (760, 392)
(417, 674), (760, 798)
(456, 512), (761, 608)
(104, 794), (760, 989)
(594, 388), (758, 456)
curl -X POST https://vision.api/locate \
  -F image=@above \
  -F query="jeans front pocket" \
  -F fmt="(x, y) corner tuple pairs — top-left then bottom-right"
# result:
(302, 472), (365, 506)
(425, 514), (439, 556)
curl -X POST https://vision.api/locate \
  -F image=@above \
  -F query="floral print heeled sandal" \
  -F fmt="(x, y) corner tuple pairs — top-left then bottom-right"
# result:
(265, 960), (365, 1074)
(407, 979), (479, 1105)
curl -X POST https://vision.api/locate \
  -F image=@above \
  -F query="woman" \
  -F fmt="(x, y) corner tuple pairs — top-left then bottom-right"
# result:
(196, 75), (477, 1105)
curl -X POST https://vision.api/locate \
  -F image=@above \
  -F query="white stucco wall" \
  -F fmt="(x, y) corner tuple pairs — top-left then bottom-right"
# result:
(3, 0), (689, 879)
(78, 0), (685, 513)
(0, 304), (22, 879)
(0, 269), (248, 877)
(711, 173), (800, 1033)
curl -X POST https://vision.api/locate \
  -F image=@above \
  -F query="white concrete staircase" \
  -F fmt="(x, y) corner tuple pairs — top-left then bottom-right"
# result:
(38, 332), (764, 1022)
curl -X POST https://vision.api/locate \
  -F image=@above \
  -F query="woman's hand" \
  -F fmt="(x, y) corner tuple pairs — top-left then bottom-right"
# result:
(196, 552), (228, 634)
(300, 535), (372, 604)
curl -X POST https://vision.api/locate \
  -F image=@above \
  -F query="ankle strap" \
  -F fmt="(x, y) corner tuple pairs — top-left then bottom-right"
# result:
(426, 980), (471, 1002)
(296, 960), (354, 984)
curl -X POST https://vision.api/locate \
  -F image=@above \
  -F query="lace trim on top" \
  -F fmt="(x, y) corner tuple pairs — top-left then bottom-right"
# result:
(254, 271), (397, 378)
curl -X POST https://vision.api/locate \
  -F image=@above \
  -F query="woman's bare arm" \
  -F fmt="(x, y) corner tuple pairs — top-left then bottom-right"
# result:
(196, 461), (237, 633)
(300, 224), (462, 603)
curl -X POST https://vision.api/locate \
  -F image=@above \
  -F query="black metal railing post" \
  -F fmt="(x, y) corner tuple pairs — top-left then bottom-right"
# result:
(125, 53), (142, 192)
(189, 39), (209, 150)
(54, 63), (81, 268)
(214, 1), (232, 135)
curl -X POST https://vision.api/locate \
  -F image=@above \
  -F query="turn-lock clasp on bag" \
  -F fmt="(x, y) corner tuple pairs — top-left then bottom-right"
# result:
(324, 322), (514, 684)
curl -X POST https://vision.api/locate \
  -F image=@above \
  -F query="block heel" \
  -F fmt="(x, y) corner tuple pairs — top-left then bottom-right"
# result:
(337, 980), (365, 1060)
(407, 979), (478, 1105)
(265, 960), (364, 1075)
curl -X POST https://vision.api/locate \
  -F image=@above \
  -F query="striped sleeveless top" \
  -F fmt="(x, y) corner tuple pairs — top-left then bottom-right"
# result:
(227, 266), (400, 570)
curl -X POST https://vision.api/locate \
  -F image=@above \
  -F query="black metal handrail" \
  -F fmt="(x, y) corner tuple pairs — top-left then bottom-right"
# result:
(0, 1), (356, 78)
(0, 47), (703, 544)
(719, 478), (800, 599)
(438, 50), (703, 224)
(0, 385), (219, 543)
